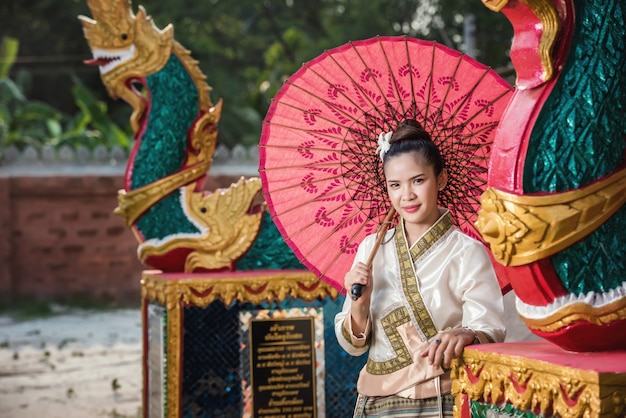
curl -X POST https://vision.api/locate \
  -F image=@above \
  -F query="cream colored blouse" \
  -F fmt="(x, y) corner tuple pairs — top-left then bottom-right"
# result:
(334, 210), (506, 398)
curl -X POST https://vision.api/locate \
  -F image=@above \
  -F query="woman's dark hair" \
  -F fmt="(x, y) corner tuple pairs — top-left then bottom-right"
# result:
(383, 119), (444, 175)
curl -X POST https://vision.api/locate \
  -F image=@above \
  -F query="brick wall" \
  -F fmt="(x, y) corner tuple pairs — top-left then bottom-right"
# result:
(0, 171), (250, 305)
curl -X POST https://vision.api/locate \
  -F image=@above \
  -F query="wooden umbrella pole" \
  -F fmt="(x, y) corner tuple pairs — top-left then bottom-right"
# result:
(365, 207), (397, 267)
(351, 207), (397, 300)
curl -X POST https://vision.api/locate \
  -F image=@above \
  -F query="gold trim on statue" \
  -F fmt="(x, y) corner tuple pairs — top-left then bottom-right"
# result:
(481, 0), (560, 83)
(141, 270), (339, 307)
(475, 168), (626, 266)
(520, 297), (626, 332)
(451, 349), (626, 417)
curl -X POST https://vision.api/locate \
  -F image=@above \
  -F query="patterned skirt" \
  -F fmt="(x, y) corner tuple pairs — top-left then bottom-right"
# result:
(352, 393), (454, 417)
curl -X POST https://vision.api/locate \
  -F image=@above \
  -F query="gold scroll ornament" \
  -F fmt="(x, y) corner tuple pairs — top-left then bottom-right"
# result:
(475, 168), (626, 267)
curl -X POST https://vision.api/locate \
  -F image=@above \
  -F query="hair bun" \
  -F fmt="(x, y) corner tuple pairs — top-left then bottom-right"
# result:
(390, 119), (431, 143)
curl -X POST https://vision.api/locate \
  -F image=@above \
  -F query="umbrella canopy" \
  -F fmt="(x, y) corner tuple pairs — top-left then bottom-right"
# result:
(259, 36), (513, 292)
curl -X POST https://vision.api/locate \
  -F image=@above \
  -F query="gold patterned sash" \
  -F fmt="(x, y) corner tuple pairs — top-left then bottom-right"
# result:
(396, 212), (453, 340)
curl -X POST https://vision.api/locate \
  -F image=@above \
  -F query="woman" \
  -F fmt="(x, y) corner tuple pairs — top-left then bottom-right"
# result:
(334, 119), (506, 417)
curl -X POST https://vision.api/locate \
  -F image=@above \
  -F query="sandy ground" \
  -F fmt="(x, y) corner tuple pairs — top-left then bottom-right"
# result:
(0, 293), (534, 418)
(0, 307), (142, 418)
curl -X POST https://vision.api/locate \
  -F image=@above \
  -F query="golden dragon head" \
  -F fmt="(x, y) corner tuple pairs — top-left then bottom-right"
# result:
(78, 0), (173, 99)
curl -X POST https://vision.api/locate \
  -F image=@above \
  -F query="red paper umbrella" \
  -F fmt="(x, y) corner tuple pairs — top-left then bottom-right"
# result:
(259, 36), (513, 292)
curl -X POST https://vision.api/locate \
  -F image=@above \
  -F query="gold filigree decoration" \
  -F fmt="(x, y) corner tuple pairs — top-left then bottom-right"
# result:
(137, 177), (263, 272)
(141, 270), (339, 310)
(476, 168), (626, 266)
(451, 348), (626, 418)
(482, 0), (561, 85)
(164, 301), (181, 418)
(520, 296), (626, 333)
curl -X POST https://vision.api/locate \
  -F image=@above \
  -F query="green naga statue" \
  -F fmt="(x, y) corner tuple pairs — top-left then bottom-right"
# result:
(78, 0), (266, 273)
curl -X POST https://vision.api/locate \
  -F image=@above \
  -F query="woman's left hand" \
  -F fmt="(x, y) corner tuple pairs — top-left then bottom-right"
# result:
(420, 328), (476, 369)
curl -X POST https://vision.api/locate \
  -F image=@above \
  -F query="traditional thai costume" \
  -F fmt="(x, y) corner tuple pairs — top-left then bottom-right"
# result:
(335, 210), (506, 417)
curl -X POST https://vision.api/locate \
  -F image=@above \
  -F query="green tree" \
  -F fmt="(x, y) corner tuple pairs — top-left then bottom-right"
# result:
(0, 36), (130, 154)
(1, 0), (514, 149)
(0, 0), (108, 113)
(423, 0), (514, 69)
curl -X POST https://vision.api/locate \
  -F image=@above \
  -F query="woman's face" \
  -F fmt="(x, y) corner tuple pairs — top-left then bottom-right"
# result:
(384, 151), (446, 239)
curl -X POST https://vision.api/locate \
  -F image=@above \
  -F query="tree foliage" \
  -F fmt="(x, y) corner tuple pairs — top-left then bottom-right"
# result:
(0, 68), (130, 153)
(0, 0), (513, 148)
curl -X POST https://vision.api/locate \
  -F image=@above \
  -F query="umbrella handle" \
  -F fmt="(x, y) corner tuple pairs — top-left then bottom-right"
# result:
(351, 207), (397, 301)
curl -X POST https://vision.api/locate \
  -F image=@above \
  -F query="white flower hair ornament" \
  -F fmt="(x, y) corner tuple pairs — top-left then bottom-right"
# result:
(376, 131), (393, 160)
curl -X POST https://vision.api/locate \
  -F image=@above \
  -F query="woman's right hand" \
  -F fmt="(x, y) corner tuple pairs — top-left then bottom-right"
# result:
(345, 262), (372, 334)
(344, 262), (372, 335)
(345, 262), (372, 300)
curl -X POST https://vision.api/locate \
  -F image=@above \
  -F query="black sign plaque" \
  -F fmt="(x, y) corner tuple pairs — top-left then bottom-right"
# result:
(250, 317), (317, 418)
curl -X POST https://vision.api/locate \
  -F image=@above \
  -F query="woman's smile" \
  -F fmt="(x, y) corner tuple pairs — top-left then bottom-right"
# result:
(402, 204), (420, 213)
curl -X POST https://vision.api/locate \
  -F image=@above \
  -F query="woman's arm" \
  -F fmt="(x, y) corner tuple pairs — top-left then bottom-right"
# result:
(458, 242), (507, 343)
(421, 238), (506, 368)
(334, 236), (375, 356)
